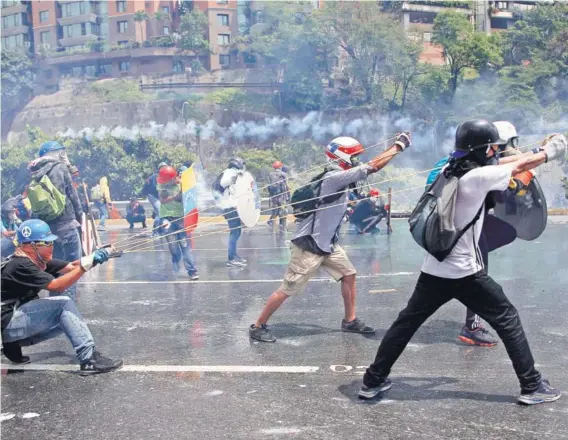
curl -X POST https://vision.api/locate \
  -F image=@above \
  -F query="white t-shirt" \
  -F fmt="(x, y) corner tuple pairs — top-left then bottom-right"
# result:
(421, 164), (512, 279)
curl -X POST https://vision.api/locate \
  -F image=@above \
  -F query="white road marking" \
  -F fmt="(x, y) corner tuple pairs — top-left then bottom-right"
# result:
(368, 289), (397, 294)
(79, 272), (415, 285)
(0, 364), (320, 374)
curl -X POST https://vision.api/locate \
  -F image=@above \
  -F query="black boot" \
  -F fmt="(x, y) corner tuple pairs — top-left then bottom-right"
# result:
(2, 342), (30, 364)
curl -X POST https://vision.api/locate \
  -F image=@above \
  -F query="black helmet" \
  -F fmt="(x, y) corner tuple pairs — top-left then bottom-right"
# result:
(228, 157), (246, 170)
(454, 119), (505, 152)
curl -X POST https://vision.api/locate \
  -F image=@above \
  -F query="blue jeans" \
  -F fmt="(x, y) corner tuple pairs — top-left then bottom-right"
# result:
(1, 236), (15, 260)
(147, 195), (161, 233)
(52, 228), (82, 299)
(2, 296), (95, 363)
(223, 209), (242, 261)
(163, 218), (197, 275)
(95, 201), (108, 227)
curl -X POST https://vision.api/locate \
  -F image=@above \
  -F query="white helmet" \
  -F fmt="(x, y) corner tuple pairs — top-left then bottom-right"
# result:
(325, 137), (365, 170)
(493, 121), (519, 148)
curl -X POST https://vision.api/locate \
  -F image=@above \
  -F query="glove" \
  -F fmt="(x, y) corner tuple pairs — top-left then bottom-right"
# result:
(394, 132), (411, 151)
(80, 249), (110, 271)
(541, 134), (567, 163)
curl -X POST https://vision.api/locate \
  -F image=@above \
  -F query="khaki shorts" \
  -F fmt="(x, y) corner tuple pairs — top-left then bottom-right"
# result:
(279, 243), (357, 296)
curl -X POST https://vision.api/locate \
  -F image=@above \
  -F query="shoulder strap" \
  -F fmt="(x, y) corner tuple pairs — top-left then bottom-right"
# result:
(453, 202), (484, 244)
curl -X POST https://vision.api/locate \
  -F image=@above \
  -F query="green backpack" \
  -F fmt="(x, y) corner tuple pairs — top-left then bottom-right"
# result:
(27, 174), (67, 222)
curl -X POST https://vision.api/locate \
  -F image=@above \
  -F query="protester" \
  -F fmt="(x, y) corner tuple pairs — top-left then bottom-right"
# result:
(142, 162), (167, 236)
(126, 197), (147, 229)
(348, 188), (387, 234)
(93, 177), (112, 231)
(360, 120), (566, 405)
(1, 219), (123, 374)
(267, 161), (290, 233)
(1, 198), (21, 259)
(157, 165), (199, 280)
(214, 157), (248, 268)
(27, 141), (84, 299)
(249, 133), (412, 342)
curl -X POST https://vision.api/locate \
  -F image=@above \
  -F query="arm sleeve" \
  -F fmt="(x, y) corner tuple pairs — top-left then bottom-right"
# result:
(46, 259), (70, 276)
(323, 166), (370, 193)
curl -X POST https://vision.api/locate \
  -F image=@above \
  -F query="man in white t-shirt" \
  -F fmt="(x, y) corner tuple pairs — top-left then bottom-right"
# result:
(359, 119), (566, 406)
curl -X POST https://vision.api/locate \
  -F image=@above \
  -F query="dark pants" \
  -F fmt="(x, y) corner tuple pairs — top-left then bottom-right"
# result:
(364, 271), (541, 394)
(223, 208), (242, 261)
(464, 215), (517, 329)
(126, 214), (146, 228)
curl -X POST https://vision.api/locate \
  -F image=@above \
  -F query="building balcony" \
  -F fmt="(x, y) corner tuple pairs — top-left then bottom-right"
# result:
(402, 1), (471, 14)
(59, 33), (98, 47)
(1, 24), (29, 37)
(1, 2), (28, 15)
(43, 46), (177, 65)
(58, 13), (98, 27)
(488, 8), (514, 18)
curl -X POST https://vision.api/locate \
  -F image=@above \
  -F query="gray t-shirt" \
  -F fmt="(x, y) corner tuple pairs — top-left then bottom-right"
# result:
(293, 164), (369, 254)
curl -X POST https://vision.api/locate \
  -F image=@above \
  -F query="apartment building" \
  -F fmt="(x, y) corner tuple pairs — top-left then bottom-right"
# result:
(1, 0), (33, 52)
(401, 0), (540, 64)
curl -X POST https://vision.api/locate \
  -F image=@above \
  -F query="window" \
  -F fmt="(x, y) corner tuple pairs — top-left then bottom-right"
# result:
(99, 64), (112, 75)
(162, 6), (169, 14)
(2, 34), (26, 49)
(118, 20), (128, 33)
(62, 1), (86, 18)
(39, 10), (49, 23)
(252, 11), (263, 24)
(2, 12), (25, 29)
(217, 14), (229, 26)
(163, 26), (170, 35)
(2, 1), (21, 7)
(116, 0), (127, 12)
(119, 61), (130, 72)
(63, 23), (88, 38)
(85, 65), (97, 77)
(495, 1), (508, 9)
(423, 32), (431, 43)
(118, 40), (128, 46)
(219, 54), (230, 66)
(217, 0), (228, 4)
(217, 34), (230, 45)
(40, 31), (51, 44)
(243, 52), (256, 64)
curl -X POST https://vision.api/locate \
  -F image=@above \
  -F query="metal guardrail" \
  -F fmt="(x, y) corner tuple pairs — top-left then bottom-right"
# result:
(140, 82), (283, 90)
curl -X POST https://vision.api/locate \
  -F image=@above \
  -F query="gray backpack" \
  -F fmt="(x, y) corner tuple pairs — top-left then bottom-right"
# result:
(408, 172), (483, 262)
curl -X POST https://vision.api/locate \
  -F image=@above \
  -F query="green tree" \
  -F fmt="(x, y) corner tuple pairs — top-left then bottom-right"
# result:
(134, 10), (149, 42)
(177, 9), (210, 55)
(432, 10), (502, 100)
(1, 49), (34, 123)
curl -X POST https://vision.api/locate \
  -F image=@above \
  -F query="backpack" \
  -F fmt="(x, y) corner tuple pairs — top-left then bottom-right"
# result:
(291, 170), (345, 220)
(211, 172), (225, 194)
(27, 172), (67, 222)
(90, 185), (103, 202)
(408, 172), (483, 262)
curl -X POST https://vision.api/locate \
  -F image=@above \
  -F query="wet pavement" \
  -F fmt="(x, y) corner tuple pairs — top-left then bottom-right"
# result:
(2, 219), (568, 440)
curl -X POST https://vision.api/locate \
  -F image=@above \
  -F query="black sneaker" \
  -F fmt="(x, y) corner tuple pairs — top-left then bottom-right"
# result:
(518, 379), (561, 405)
(341, 318), (375, 334)
(80, 351), (123, 376)
(2, 342), (30, 365)
(458, 325), (498, 347)
(249, 324), (276, 342)
(358, 379), (393, 399)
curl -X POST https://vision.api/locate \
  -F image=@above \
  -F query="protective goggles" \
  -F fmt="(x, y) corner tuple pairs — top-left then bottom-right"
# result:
(31, 241), (55, 247)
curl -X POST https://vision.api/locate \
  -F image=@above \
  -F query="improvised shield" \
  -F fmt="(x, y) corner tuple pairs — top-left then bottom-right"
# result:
(181, 165), (199, 236)
(235, 171), (261, 228)
(493, 177), (547, 241)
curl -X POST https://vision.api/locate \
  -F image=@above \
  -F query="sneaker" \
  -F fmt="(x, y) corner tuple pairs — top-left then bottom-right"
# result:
(341, 318), (375, 334)
(172, 261), (181, 273)
(249, 324), (276, 342)
(458, 326), (498, 347)
(129, 224), (134, 229)
(227, 259), (246, 268)
(2, 342), (30, 365)
(97, 225), (106, 231)
(358, 379), (393, 400)
(235, 256), (248, 265)
(79, 351), (123, 376)
(142, 223), (147, 229)
(518, 379), (561, 405)
(188, 272), (200, 281)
